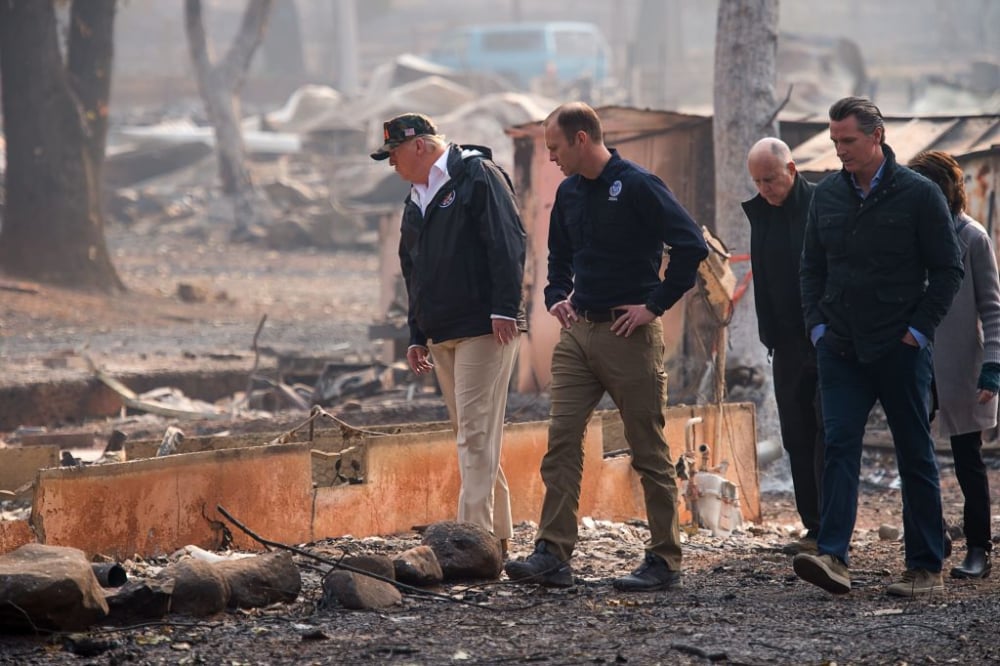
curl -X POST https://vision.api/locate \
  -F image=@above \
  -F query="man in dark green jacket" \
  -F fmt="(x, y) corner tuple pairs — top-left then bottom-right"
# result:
(795, 97), (963, 598)
(743, 138), (823, 557)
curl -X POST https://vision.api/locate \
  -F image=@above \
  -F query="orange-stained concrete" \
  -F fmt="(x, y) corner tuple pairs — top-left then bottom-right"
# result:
(31, 444), (313, 560)
(0, 519), (35, 553)
(590, 456), (651, 523)
(313, 405), (757, 540)
(14, 405), (758, 558)
(311, 420), (606, 538)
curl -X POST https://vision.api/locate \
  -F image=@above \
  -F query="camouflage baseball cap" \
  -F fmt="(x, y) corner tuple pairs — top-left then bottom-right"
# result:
(369, 113), (438, 161)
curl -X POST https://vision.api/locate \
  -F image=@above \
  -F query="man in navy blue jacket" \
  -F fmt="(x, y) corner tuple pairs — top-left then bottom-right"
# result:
(505, 102), (708, 591)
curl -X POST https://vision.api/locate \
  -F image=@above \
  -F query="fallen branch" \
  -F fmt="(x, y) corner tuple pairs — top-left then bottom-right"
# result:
(215, 504), (497, 610)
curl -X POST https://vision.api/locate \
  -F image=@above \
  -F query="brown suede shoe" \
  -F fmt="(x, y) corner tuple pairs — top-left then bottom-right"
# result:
(887, 569), (944, 597)
(781, 536), (818, 556)
(793, 553), (851, 594)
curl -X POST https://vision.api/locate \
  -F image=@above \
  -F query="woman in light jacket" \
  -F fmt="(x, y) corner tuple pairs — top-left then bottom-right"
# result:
(909, 150), (1000, 579)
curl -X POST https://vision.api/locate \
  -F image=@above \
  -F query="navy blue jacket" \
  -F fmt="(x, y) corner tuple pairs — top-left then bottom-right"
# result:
(544, 150), (707, 315)
(399, 144), (527, 347)
(800, 144), (963, 363)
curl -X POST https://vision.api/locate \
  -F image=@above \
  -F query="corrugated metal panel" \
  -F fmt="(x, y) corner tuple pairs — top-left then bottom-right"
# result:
(932, 117), (999, 156)
(794, 115), (1000, 174)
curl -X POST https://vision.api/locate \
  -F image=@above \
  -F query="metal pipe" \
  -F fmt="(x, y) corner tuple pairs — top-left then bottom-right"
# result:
(698, 442), (711, 472)
(91, 562), (127, 588)
(684, 416), (703, 456)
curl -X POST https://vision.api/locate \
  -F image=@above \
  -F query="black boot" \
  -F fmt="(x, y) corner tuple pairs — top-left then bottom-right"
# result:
(950, 547), (992, 579)
(504, 541), (573, 587)
(612, 552), (682, 592)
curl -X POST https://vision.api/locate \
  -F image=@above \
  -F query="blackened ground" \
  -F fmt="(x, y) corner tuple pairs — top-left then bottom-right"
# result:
(1, 221), (999, 665)
(1, 455), (999, 665)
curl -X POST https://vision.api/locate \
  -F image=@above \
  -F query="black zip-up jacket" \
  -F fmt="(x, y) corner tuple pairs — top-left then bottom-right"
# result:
(399, 144), (527, 347)
(544, 149), (707, 315)
(742, 173), (815, 352)
(800, 144), (963, 363)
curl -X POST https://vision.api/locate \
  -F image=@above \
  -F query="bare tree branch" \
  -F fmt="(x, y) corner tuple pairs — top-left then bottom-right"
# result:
(219, 0), (274, 92)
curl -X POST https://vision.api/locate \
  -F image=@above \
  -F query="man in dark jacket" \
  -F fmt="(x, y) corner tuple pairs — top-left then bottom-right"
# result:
(371, 113), (527, 552)
(504, 102), (708, 592)
(794, 97), (963, 598)
(742, 137), (823, 557)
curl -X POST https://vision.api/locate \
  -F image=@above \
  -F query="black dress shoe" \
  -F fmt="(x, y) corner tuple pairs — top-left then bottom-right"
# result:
(950, 547), (991, 579)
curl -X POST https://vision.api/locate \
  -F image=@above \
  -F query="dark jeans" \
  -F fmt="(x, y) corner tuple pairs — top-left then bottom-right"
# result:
(816, 339), (944, 571)
(950, 430), (993, 550)
(772, 338), (824, 535)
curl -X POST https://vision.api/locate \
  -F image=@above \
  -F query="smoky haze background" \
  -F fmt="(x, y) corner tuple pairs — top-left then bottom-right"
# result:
(109, 0), (999, 118)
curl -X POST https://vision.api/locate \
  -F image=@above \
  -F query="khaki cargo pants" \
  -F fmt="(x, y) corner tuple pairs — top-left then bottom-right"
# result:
(535, 317), (681, 570)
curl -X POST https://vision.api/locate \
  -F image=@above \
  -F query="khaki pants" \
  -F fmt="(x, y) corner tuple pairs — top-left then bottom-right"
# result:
(536, 318), (681, 570)
(429, 333), (517, 540)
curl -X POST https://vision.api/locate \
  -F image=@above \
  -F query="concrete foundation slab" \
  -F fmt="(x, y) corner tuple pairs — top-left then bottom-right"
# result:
(32, 444), (313, 560)
(9, 404), (758, 559)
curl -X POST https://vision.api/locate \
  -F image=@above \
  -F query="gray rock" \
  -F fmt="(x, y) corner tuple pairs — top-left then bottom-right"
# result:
(878, 524), (901, 541)
(214, 551), (302, 609)
(421, 521), (502, 581)
(0, 543), (109, 632)
(341, 554), (395, 581)
(158, 559), (230, 617)
(393, 545), (444, 587)
(321, 570), (401, 610)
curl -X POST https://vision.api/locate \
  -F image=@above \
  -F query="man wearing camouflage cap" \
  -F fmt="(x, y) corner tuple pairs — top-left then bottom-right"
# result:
(372, 113), (527, 555)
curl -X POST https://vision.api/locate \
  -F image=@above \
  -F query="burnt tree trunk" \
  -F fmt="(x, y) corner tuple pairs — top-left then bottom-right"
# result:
(0, 0), (123, 291)
(68, 0), (116, 170)
(713, 0), (780, 435)
(184, 0), (275, 239)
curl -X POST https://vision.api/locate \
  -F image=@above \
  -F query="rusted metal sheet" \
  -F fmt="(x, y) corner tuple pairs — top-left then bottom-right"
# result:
(793, 114), (1000, 174)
